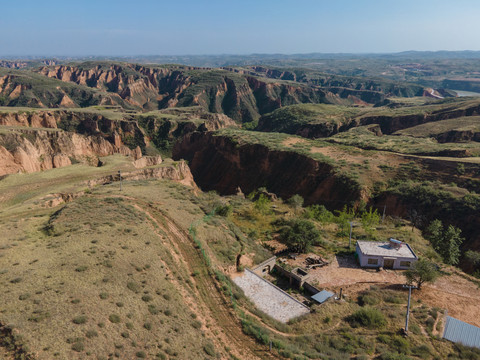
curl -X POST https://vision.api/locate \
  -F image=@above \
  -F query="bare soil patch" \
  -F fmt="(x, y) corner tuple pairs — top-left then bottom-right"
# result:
(284, 254), (480, 327)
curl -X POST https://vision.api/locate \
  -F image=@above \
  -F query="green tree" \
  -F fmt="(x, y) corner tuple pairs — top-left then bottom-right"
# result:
(405, 259), (439, 289)
(424, 220), (464, 265)
(424, 219), (443, 249)
(280, 219), (321, 253)
(287, 194), (304, 214)
(442, 225), (464, 265)
(465, 250), (480, 267)
(303, 204), (334, 224)
(335, 205), (355, 237)
(361, 207), (380, 234)
(254, 194), (271, 214)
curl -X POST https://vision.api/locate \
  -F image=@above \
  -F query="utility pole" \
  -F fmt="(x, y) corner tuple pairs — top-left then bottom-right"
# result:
(348, 221), (353, 248)
(118, 170), (122, 191)
(382, 204), (386, 223)
(403, 284), (417, 335)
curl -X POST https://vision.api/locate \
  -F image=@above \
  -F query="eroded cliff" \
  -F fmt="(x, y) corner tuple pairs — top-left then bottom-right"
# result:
(172, 131), (362, 207)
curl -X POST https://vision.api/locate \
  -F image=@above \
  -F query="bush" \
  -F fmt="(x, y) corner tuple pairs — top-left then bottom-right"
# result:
(72, 315), (87, 324)
(378, 352), (411, 360)
(412, 344), (433, 357)
(85, 330), (98, 338)
(141, 295), (153, 302)
(109, 314), (121, 323)
(303, 204), (334, 223)
(348, 307), (386, 329)
(357, 294), (379, 306)
(215, 204), (233, 217)
(71, 341), (84, 352)
(203, 342), (216, 357)
(279, 219), (322, 253)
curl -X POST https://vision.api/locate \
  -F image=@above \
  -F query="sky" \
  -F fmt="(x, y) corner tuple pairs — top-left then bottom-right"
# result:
(1, 0), (480, 56)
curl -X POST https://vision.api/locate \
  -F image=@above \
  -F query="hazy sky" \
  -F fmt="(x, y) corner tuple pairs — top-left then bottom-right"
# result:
(1, 0), (479, 56)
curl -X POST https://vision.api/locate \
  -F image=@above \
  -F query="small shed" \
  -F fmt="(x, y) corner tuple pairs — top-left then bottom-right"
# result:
(356, 238), (417, 269)
(443, 316), (480, 349)
(311, 290), (335, 304)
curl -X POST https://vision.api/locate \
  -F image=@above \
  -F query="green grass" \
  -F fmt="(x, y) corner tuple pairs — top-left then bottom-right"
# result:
(329, 125), (480, 156)
(0, 175), (221, 359)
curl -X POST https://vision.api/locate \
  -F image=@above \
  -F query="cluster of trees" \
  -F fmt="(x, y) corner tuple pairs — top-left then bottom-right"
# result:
(423, 219), (464, 265)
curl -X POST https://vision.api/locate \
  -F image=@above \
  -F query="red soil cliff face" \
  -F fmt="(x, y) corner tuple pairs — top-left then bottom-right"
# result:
(172, 132), (362, 207)
(34, 64), (330, 122)
(0, 130), (136, 176)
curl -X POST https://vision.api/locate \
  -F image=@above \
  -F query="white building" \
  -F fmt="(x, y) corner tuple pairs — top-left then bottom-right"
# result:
(355, 238), (417, 269)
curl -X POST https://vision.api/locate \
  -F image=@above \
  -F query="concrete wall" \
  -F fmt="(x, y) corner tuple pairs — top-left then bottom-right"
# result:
(303, 281), (322, 295)
(251, 256), (277, 276)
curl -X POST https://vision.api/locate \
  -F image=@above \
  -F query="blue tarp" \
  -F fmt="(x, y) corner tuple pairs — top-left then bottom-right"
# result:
(311, 290), (334, 304)
(443, 316), (480, 349)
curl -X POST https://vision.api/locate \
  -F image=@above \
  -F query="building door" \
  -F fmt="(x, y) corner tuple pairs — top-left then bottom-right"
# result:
(383, 259), (394, 269)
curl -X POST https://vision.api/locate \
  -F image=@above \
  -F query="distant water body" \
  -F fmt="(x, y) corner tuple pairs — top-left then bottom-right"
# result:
(452, 89), (480, 97)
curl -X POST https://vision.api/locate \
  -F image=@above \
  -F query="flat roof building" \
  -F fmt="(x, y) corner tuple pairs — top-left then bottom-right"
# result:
(356, 238), (417, 269)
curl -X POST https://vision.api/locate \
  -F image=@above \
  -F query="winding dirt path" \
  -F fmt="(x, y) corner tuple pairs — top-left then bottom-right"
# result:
(100, 195), (276, 359)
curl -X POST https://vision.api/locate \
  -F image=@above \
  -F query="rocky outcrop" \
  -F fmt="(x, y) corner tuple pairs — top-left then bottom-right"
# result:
(246, 66), (424, 98)
(172, 132), (362, 207)
(0, 129), (134, 176)
(0, 111), (59, 128)
(133, 155), (162, 168)
(86, 160), (196, 189)
(137, 108), (238, 153)
(34, 63), (331, 122)
(0, 70), (126, 109)
(0, 109), (147, 151)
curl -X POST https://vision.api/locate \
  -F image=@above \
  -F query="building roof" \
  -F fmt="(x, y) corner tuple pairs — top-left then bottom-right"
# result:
(443, 316), (480, 349)
(356, 240), (417, 259)
(311, 290), (335, 304)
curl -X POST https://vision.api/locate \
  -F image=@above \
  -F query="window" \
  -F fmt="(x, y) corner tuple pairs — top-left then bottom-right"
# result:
(400, 261), (411, 267)
(367, 258), (378, 265)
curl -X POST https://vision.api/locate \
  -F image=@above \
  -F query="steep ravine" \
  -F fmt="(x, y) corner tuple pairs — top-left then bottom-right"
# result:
(172, 131), (362, 207)
(257, 101), (480, 139)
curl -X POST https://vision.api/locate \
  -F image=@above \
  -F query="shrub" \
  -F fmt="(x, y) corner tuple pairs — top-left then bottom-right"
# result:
(72, 315), (87, 324)
(109, 314), (121, 323)
(142, 295), (153, 302)
(191, 320), (202, 329)
(279, 219), (321, 253)
(71, 341), (84, 352)
(304, 204), (334, 223)
(127, 281), (141, 293)
(85, 330), (98, 338)
(357, 294), (379, 306)
(348, 307), (386, 329)
(203, 342), (216, 357)
(412, 344), (433, 357)
(378, 352), (411, 360)
(215, 204), (233, 217)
